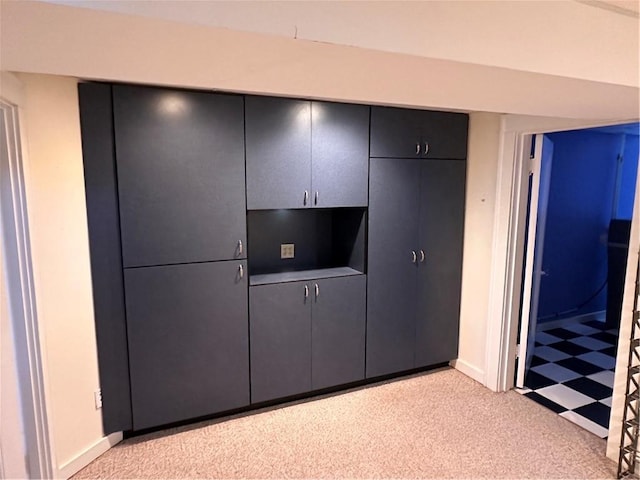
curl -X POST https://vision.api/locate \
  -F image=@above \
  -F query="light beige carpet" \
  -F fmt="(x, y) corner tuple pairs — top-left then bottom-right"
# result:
(73, 368), (616, 479)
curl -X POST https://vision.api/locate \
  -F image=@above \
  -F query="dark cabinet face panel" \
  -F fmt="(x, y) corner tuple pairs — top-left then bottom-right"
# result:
(245, 97), (312, 210)
(78, 83), (132, 433)
(370, 107), (468, 160)
(250, 281), (312, 403)
(312, 275), (366, 390)
(113, 85), (246, 267)
(81, 81), (468, 434)
(366, 158), (421, 378)
(415, 161), (466, 367)
(311, 102), (370, 208)
(124, 261), (250, 430)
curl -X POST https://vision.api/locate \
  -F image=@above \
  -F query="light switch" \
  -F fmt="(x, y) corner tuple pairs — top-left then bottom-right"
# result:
(281, 243), (295, 259)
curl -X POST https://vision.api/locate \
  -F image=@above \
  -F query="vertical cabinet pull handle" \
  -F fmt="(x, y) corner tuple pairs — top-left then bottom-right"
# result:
(238, 264), (244, 279)
(238, 239), (243, 255)
(315, 191), (319, 205)
(304, 285), (309, 298)
(315, 283), (319, 298)
(420, 249), (425, 262)
(416, 143), (421, 155)
(424, 142), (429, 156)
(412, 250), (417, 263)
(304, 190), (309, 205)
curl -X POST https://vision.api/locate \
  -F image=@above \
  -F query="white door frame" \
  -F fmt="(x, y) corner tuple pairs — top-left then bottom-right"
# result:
(0, 72), (54, 479)
(486, 114), (640, 393)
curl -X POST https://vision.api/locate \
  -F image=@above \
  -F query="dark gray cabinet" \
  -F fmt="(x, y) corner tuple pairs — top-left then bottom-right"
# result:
(124, 260), (249, 430)
(311, 102), (369, 208)
(246, 97), (369, 209)
(312, 275), (366, 390)
(415, 161), (465, 367)
(367, 158), (465, 378)
(370, 106), (468, 160)
(250, 274), (366, 403)
(113, 85), (246, 268)
(245, 97), (312, 210)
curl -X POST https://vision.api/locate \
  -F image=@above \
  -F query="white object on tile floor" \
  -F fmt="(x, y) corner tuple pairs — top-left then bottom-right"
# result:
(515, 387), (532, 394)
(530, 363), (582, 383)
(599, 397), (612, 407)
(563, 323), (602, 336)
(577, 351), (617, 370)
(587, 370), (615, 388)
(533, 345), (571, 362)
(535, 332), (563, 345)
(535, 384), (595, 410)
(560, 410), (609, 438)
(569, 336), (612, 351)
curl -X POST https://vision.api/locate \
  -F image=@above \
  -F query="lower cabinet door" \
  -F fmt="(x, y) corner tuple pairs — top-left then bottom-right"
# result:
(312, 275), (366, 390)
(250, 281), (312, 403)
(124, 261), (249, 431)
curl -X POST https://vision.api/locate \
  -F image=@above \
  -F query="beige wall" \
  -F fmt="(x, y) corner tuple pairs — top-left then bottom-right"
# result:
(39, 0), (640, 88)
(1, 1), (638, 120)
(19, 73), (104, 472)
(454, 112), (502, 382)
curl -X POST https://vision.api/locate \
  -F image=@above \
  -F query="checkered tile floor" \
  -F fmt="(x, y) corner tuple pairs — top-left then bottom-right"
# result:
(521, 320), (619, 438)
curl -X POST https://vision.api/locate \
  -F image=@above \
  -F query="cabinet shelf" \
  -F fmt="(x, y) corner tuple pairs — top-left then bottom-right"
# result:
(250, 267), (364, 286)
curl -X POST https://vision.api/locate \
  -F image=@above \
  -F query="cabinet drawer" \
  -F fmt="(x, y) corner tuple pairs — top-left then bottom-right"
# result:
(370, 106), (468, 160)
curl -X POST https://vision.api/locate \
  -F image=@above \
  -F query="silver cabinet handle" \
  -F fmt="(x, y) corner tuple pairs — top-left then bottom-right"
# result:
(238, 239), (243, 255)
(238, 264), (244, 279)
(315, 283), (319, 298)
(420, 250), (425, 262)
(304, 190), (309, 205)
(424, 142), (429, 156)
(412, 250), (417, 263)
(416, 143), (421, 155)
(304, 285), (309, 298)
(315, 191), (319, 205)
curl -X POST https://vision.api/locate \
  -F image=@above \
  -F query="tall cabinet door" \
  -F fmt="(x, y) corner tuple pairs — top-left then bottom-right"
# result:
(245, 97), (312, 210)
(311, 102), (369, 208)
(312, 275), (366, 390)
(113, 85), (246, 268)
(415, 161), (466, 367)
(367, 158), (421, 378)
(250, 281), (312, 403)
(124, 261), (250, 431)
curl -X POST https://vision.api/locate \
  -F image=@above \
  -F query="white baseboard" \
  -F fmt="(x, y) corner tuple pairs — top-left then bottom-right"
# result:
(537, 310), (606, 331)
(451, 358), (485, 384)
(57, 432), (122, 479)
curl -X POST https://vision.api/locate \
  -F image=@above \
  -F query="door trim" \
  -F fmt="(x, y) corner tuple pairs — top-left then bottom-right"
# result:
(486, 114), (640, 392)
(0, 73), (54, 478)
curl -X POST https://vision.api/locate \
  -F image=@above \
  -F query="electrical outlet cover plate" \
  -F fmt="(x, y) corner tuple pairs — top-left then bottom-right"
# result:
(281, 243), (295, 259)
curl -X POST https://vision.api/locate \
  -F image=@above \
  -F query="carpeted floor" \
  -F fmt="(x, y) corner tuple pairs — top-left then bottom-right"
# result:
(73, 368), (616, 479)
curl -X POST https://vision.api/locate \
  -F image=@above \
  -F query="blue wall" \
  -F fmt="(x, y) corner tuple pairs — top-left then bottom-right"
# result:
(537, 130), (638, 322)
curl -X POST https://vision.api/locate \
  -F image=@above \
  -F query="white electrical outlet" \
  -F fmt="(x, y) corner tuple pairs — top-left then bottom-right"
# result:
(281, 243), (295, 259)
(94, 389), (103, 410)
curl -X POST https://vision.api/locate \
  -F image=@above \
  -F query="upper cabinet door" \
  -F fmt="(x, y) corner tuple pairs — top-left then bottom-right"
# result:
(113, 85), (246, 268)
(311, 102), (369, 208)
(370, 106), (468, 160)
(245, 97), (312, 210)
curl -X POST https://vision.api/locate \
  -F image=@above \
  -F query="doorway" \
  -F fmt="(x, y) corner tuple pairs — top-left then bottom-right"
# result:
(516, 124), (639, 438)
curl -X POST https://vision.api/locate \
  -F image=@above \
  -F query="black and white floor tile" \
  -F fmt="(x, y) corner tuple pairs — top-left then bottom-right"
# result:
(520, 320), (619, 438)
